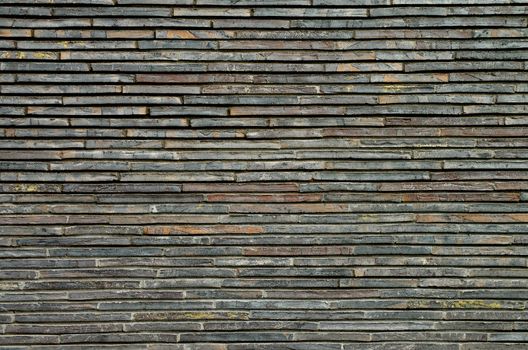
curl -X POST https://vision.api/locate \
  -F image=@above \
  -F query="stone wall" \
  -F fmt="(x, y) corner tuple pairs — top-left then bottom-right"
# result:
(1, 0), (527, 348)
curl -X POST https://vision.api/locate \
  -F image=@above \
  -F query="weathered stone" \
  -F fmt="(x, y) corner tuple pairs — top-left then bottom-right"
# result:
(1, 0), (527, 348)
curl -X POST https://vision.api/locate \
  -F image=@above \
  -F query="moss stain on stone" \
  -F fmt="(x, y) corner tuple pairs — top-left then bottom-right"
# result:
(14, 184), (40, 192)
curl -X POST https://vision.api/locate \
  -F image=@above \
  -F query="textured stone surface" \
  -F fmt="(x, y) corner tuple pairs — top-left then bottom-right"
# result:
(1, 0), (528, 348)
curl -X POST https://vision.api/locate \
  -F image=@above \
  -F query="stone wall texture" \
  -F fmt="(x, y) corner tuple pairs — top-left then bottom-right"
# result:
(1, 0), (528, 348)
